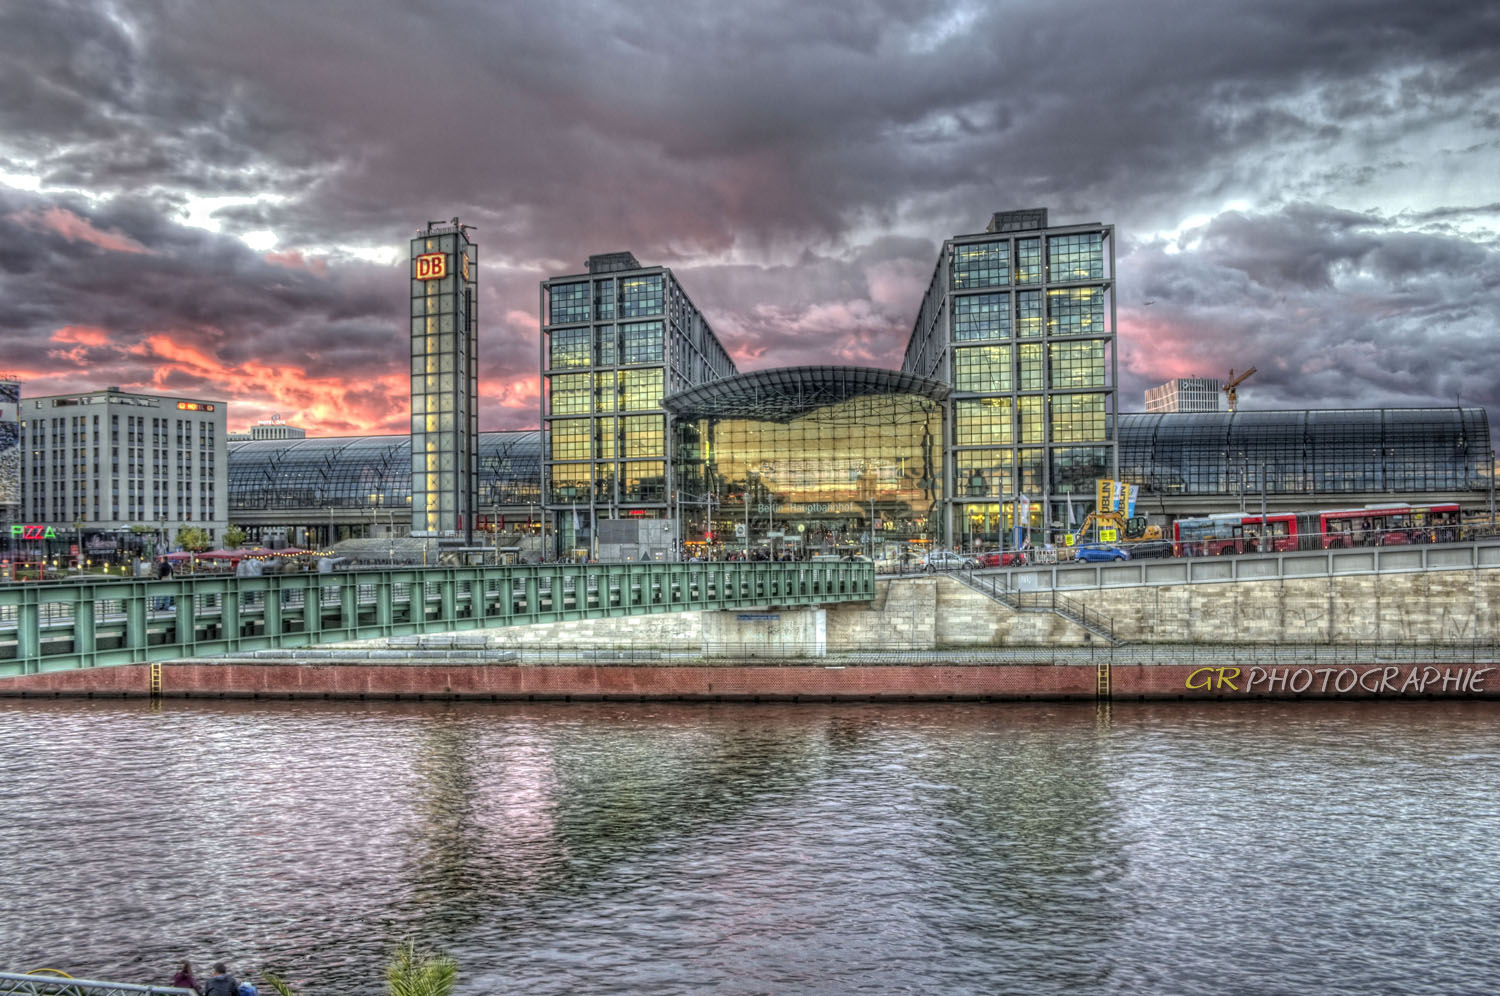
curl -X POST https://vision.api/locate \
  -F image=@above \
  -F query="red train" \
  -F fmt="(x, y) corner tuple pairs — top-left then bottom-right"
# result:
(1172, 502), (1463, 557)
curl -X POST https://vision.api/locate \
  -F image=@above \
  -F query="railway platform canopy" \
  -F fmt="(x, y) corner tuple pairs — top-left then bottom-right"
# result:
(1118, 407), (1491, 516)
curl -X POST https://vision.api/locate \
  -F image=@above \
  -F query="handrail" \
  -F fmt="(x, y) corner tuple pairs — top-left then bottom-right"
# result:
(0, 561), (875, 677)
(0, 972), (196, 996)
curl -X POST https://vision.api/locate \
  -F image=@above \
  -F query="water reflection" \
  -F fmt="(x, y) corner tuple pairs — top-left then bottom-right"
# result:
(1, 699), (1497, 995)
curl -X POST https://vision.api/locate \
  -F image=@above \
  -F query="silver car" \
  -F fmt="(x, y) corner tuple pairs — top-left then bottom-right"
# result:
(921, 550), (977, 571)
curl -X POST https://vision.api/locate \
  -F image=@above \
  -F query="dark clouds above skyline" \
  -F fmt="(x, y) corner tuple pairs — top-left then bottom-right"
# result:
(1, 0), (1497, 433)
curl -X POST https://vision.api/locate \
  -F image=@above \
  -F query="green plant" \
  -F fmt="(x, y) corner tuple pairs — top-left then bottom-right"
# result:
(176, 526), (212, 552)
(256, 943), (457, 996)
(386, 942), (458, 996)
(262, 974), (299, 996)
(224, 524), (248, 549)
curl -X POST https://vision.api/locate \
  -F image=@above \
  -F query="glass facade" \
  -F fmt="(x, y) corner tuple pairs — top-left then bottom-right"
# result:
(541, 254), (735, 555)
(1117, 410), (1491, 499)
(229, 431), (540, 511)
(409, 223), (478, 538)
(667, 369), (945, 556)
(902, 209), (1116, 548)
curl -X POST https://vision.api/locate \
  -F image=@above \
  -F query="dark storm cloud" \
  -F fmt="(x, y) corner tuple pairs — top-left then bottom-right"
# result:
(1122, 204), (1500, 415)
(0, 0), (1497, 431)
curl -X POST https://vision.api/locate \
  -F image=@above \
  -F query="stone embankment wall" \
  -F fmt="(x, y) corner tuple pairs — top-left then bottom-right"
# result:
(313, 569), (1500, 654)
(1085, 570), (1500, 645)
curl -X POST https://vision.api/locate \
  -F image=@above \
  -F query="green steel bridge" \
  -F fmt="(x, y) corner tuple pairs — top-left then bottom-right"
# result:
(0, 561), (875, 678)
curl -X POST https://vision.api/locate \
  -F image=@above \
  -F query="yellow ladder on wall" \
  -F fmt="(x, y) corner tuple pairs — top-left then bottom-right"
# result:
(148, 662), (162, 698)
(1096, 659), (1111, 700)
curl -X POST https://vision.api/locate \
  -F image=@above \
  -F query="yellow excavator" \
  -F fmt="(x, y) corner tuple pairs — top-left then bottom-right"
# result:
(1073, 510), (1162, 544)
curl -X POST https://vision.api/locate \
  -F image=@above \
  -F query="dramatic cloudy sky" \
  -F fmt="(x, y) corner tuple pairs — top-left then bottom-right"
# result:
(2, 0), (1497, 434)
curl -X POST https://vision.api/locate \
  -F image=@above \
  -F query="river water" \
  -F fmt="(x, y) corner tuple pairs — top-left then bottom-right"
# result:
(2, 698), (1497, 995)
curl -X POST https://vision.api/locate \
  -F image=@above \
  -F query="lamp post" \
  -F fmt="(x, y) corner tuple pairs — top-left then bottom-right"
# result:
(743, 471), (753, 559)
(1260, 461), (1269, 553)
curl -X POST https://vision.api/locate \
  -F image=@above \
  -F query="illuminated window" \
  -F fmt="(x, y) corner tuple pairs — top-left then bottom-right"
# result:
(1049, 393), (1105, 442)
(549, 374), (591, 415)
(953, 293), (1011, 341)
(951, 241), (1010, 289)
(953, 346), (1012, 393)
(955, 398), (1014, 446)
(1047, 286), (1104, 335)
(1047, 233), (1104, 281)
(954, 448), (1012, 496)
(619, 369), (663, 411)
(1048, 341), (1106, 388)
(1019, 396), (1044, 443)
(1015, 238), (1042, 285)
(549, 419), (591, 460)
(1018, 343), (1043, 390)
(593, 279), (615, 320)
(1017, 291), (1042, 337)
(549, 283), (590, 324)
(621, 321), (664, 365)
(620, 275), (664, 317)
(621, 461), (666, 501)
(622, 415), (665, 458)
(548, 464), (590, 503)
(549, 327), (591, 369)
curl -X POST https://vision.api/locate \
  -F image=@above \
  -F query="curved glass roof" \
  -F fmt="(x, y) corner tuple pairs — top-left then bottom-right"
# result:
(663, 365), (949, 422)
(229, 431), (541, 509)
(1118, 408), (1489, 496)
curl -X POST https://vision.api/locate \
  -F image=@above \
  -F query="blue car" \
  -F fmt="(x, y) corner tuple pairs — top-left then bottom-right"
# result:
(1073, 543), (1130, 563)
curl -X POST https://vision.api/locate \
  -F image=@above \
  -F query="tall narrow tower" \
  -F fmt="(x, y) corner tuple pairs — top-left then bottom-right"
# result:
(409, 219), (478, 541)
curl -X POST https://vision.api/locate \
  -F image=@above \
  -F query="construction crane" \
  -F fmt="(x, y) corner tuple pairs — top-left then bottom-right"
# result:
(1224, 367), (1256, 412)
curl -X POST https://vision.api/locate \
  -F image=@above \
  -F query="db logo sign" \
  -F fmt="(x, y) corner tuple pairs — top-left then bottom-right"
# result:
(415, 252), (447, 281)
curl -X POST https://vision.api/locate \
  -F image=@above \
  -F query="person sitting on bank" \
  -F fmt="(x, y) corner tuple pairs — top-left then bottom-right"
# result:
(202, 963), (238, 996)
(172, 960), (201, 994)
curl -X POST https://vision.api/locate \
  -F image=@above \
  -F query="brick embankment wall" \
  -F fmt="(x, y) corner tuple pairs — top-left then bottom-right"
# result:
(0, 661), (1099, 701)
(4, 660), (1496, 700)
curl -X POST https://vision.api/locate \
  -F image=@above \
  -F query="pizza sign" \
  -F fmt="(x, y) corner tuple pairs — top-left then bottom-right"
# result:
(415, 252), (447, 280)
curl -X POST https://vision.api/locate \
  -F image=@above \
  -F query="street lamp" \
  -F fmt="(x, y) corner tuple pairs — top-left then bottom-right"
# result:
(1490, 450), (1496, 528)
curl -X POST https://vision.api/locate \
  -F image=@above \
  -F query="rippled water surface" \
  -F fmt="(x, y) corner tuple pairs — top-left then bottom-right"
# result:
(2, 699), (1498, 995)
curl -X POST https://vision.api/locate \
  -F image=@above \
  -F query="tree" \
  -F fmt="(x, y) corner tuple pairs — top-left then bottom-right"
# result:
(224, 524), (247, 549)
(176, 526), (212, 552)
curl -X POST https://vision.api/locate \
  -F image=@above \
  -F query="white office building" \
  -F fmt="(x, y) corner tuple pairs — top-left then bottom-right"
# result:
(18, 387), (228, 557)
(1145, 377), (1222, 413)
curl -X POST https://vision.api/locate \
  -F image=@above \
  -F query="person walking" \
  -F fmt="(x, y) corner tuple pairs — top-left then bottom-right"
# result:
(172, 961), (201, 994)
(202, 963), (238, 996)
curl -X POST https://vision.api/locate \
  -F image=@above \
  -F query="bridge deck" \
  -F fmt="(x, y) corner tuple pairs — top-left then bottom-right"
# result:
(0, 561), (874, 677)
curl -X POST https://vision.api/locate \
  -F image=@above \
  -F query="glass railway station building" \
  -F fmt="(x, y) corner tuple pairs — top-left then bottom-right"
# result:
(220, 208), (1496, 558)
(227, 408), (1491, 554)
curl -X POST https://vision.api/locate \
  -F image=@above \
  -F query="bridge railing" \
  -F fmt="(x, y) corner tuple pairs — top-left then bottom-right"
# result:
(986, 536), (1500, 593)
(0, 561), (875, 677)
(0, 972), (194, 996)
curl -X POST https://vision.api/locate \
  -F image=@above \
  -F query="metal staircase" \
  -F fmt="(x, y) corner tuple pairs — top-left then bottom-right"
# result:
(955, 570), (1125, 647)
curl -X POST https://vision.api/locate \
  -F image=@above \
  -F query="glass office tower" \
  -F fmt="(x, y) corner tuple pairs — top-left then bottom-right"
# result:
(540, 252), (735, 557)
(902, 208), (1116, 549)
(409, 220), (479, 540)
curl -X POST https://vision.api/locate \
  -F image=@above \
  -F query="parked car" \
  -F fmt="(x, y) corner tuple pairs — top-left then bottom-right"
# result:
(976, 550), (1029, 568)
(1125, 540), (1174, 560)
(921, 550), (978, 571)
(1073, 543), (1130, 563)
